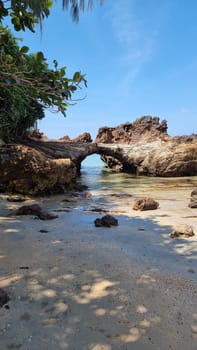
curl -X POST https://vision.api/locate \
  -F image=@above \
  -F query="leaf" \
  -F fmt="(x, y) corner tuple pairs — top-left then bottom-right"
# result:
(20, 45), (29, 54)
(36, 51), (44, 61)
(73, 71), (82, 82)
(60, 67), (66, 76)
(53, 59), (58, 69)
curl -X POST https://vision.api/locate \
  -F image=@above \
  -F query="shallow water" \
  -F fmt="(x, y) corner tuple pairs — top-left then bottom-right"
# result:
(79, 164), (197, 198)
(40, 164), (197, 216)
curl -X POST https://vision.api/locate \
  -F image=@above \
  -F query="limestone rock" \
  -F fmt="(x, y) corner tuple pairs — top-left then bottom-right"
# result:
(133, 198), (159, 211)
(94, 215), (118, 227)
(0, 144), (77, 195)
(95, 116), (168, 144)
(96, 116), (197, 176)
(170, 225), (195, 238)
(1, 116), (197, 195)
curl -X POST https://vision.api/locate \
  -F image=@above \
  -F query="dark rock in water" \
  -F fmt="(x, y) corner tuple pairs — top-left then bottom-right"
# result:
(19, 266), (29, 269)
(188, 189), (197, 208)
(133, 198), (159, 211)
(91, 207), (107, 212)
(0, 288), (10, 308)
(110, 192), (132, 199)
(94, 214), (118, 227)
(82, 192), (92, 198)
(16, 204), (58, 220)
(170, 225), (195, 238)
(7, 195), (26, 202)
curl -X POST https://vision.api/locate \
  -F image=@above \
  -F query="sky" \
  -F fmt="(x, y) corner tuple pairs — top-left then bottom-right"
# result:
(14, 0), (197, 139)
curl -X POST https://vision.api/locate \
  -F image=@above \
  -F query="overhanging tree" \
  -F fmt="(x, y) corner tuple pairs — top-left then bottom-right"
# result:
(0, 1), (104, 31)
(0, 25), (87, 139)
(0, 0), (104, 140)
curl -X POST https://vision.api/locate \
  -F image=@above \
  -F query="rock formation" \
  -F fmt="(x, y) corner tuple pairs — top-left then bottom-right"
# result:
(59, 132), (92, 143)
(95, 116), (168, 144)
(0, 116), (196, 195)
(95, 116), (197, 176)
(0, 144), (77, 195)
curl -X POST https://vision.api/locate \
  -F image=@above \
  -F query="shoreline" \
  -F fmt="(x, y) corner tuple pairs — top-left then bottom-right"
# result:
(0, 182), (197, 349)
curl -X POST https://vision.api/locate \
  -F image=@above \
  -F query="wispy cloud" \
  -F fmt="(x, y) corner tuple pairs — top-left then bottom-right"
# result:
(106, 0), (160, 92)
(179, 107), (190, 114)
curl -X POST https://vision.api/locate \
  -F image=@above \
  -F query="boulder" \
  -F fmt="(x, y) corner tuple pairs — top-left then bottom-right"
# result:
(16, 204), (58, 220)
(170, 225), (195, 238)
(133, 198), (159, 211)
(94, 214), (118, 227)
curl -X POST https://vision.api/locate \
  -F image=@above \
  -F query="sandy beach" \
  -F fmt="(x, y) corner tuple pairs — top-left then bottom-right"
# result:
(0, 183), (197, 350)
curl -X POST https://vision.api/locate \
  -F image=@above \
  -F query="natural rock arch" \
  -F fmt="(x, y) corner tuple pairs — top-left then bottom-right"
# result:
(0, 116), (197, 194)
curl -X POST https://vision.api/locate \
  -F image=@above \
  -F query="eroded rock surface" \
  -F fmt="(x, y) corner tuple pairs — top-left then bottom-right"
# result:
(0, 116), (196, 195)
(95, 116), (168, 144)
(96, 116), (197, 176)
(0, 144), (77, 195)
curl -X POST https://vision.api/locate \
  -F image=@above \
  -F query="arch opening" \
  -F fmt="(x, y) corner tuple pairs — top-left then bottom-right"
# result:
(82, 154), (104, 168)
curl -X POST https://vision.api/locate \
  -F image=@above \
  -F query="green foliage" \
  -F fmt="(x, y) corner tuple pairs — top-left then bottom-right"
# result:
(0, 1), (102, 140)
(0, 26), (87, 139)
(0, 1), (104, 32)
(0, 0), (53, 32)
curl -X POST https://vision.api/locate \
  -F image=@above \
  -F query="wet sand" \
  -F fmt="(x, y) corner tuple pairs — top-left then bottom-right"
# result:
(0, 186), (197, 350)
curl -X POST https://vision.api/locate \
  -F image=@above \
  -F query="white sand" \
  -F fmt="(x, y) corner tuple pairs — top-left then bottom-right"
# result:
(0, 188), (196, 350)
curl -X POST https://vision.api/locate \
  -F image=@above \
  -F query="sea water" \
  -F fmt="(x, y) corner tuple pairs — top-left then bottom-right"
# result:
(42, 154), (197, 215)
(76, 155), (197, 213)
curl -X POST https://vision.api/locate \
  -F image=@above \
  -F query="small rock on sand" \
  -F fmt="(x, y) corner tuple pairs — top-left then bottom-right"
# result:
(133, 198), (159, 211)
(170, 225), (195, 238)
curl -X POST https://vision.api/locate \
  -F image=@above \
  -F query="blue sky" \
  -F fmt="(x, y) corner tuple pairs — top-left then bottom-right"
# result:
(17, 0), (197, 139)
